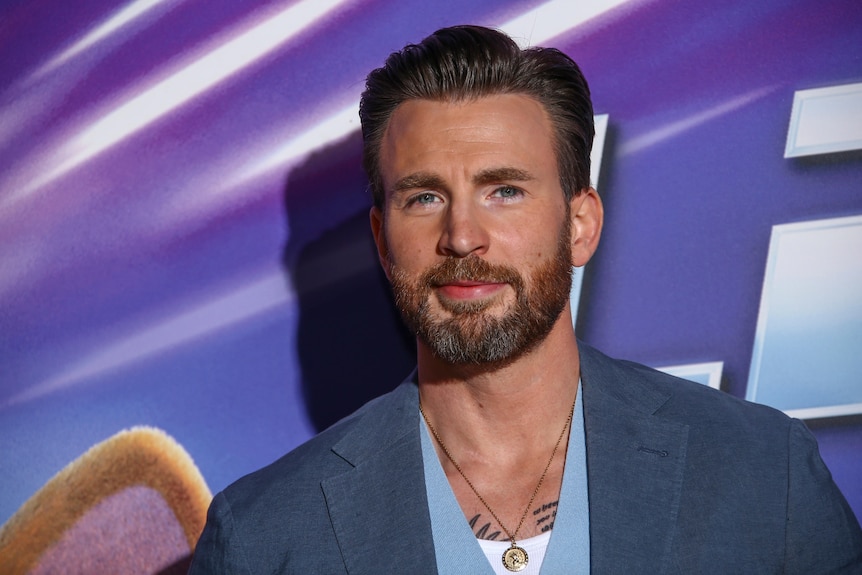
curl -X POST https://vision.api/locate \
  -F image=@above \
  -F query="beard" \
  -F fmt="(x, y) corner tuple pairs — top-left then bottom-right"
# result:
(387, 217), (573, 366)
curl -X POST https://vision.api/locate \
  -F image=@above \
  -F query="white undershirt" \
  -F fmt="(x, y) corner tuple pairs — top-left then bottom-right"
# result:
(478, 531), (552, 575)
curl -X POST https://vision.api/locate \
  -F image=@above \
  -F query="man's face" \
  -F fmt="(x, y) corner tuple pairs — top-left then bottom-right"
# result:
(372, 94), (578, 365)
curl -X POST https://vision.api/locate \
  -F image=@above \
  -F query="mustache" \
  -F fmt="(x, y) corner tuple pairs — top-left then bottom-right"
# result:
(422, 256), (523, 288)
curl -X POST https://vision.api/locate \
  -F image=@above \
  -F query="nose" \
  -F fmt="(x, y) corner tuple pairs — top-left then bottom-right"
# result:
(437, 199), (489, 257)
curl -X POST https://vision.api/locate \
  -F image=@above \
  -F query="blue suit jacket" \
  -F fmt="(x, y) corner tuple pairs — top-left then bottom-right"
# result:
(190, 344), (862, 573)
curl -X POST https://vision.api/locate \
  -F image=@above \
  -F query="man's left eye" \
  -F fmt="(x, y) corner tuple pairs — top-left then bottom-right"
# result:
(493, 186), (521, 198)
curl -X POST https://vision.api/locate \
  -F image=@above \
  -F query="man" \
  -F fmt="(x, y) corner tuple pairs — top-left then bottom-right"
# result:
(190, 25), (862, 573)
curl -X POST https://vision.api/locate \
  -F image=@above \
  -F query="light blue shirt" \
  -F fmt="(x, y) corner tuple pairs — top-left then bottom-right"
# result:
(420, 381), (590, 574)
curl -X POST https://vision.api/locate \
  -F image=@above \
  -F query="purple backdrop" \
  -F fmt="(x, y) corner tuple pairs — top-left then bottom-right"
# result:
(1, 0), (860, 535)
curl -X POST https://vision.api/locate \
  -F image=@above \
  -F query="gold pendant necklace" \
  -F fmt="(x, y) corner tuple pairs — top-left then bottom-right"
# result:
(419, 397), (575, 573)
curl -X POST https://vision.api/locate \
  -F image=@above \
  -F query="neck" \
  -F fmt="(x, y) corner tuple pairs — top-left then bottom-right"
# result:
(416, 310), (580, 457)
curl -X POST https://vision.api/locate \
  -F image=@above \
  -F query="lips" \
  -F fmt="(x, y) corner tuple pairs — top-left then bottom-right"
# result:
(422, 256), (522, 302)
(434, 280), (507, 300)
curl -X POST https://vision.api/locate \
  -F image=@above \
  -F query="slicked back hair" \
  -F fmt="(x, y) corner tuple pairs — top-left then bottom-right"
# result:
(359, 25), (595, 209)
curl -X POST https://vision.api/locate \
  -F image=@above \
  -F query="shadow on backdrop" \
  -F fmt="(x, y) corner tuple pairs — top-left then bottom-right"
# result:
(282, 131), (415, 432)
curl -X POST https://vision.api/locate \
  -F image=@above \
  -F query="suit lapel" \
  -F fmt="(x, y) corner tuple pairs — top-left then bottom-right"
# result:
(321, 381), (438, 575)
(580, 344), (689, 574)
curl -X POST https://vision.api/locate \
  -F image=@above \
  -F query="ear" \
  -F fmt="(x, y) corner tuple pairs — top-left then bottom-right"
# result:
(369, 206), (392, 280)
(569, 188), (603, 267)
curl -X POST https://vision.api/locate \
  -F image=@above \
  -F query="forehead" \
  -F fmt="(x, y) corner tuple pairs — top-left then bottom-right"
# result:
(378, 94), (557, 192)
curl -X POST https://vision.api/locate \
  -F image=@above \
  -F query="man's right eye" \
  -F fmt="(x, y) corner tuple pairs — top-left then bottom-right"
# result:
(409, 192), (439, 206)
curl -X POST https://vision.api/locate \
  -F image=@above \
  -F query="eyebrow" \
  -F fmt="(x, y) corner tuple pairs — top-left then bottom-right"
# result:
(391, 167), (534, 194)
(392, 172), (446, 194)
(472, 167), (534, 186)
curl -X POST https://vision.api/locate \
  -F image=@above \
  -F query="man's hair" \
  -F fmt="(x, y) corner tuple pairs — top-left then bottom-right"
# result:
(359, 25), (595, 209)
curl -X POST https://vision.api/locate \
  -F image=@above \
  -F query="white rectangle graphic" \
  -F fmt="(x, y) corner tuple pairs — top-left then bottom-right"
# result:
(785, 82), (862, 157)
(746, 215), (862, 419)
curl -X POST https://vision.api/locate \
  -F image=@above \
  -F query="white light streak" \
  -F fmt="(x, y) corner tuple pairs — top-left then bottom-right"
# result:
(73, 0), (348, 157)
(4, 0), (352, 211)
(1, 272), (291, 409)
(35, 0), (174, 78)
(619, 86), (776, 156)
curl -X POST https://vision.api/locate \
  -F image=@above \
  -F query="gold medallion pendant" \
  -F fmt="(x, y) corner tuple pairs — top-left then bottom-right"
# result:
(502, 544), (529, 572)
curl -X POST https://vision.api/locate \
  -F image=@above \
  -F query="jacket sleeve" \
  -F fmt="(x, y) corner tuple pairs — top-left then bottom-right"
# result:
(188, 492), (252, 574)
(785, 419), (862, 573)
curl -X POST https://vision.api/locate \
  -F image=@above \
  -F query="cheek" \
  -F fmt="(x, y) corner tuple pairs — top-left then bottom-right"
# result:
(492, 227), (553, 262)
(386, 223), (438, 263)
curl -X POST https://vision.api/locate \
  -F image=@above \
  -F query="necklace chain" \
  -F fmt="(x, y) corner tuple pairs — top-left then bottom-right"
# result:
(419, 397), (575, 546)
